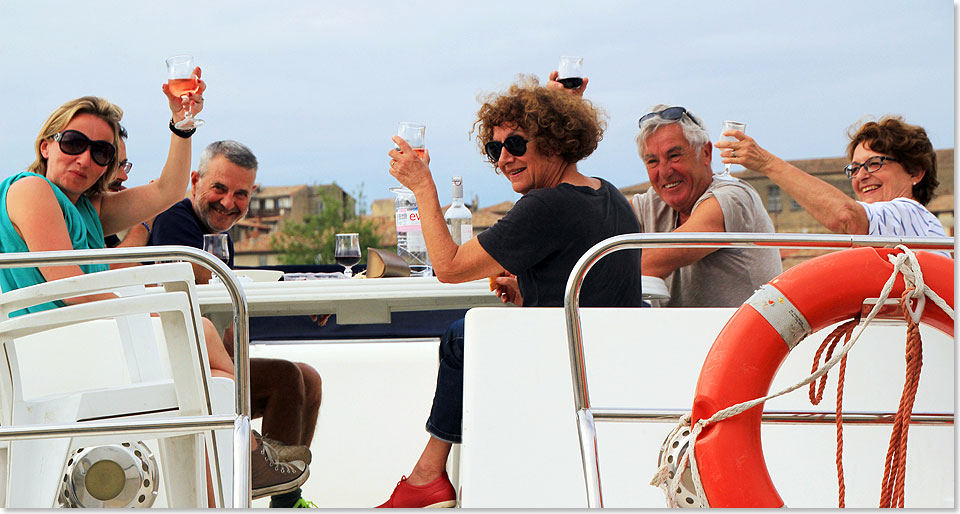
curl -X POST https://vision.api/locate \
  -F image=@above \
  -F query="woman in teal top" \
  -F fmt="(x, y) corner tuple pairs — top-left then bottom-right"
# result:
(0, 77), (205, 315)
(0, 171), (108, 314)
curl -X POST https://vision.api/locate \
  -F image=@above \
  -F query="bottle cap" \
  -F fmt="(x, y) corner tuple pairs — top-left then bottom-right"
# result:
(452, 176), (463, 198)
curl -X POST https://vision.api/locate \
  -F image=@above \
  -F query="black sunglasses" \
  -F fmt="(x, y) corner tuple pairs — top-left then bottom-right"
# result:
(484, 135), (529, 162)
(843, 155), (898, 179)
(52, 130), (116, 167)
(638, 106), (703, 128)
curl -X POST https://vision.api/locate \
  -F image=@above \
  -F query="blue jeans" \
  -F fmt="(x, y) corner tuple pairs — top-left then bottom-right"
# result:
(425, 318), (465, 444)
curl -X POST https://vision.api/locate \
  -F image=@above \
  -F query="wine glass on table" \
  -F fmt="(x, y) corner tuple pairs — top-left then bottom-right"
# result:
(556, 55), (584, 89)
(397, 122), (426, 160)
(203, 233), (230, 264)
(335, 233), (361, 278)
(165, 54), (204, 129)
(717, 120), (746, 180)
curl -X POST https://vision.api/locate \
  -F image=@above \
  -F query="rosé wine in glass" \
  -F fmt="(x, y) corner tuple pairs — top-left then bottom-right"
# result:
(165, 54), (205, 129)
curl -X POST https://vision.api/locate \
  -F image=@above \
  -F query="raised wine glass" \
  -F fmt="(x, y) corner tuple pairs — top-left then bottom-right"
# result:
(335, 233), (361, 278)
(165, 54), (204, 129)
(718, 120), (746, 180)
(397, 122), (426, 160)
(556, 56), (584, 89)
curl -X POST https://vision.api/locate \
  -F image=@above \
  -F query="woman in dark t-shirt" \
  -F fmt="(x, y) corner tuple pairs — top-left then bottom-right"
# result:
(377, 76), (643, 507)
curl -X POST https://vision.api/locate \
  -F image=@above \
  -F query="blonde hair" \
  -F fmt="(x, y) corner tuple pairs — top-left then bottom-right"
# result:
(28, 96), (123, 196)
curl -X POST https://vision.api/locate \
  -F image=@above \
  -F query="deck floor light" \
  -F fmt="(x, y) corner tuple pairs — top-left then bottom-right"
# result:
(58, 441), (159, 508)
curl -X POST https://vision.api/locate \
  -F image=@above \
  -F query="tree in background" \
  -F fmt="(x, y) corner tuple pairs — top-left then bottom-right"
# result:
(272, 184), (386, 265)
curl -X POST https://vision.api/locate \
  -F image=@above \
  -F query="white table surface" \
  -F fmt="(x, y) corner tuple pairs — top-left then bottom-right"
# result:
(195, 276), (506, 326)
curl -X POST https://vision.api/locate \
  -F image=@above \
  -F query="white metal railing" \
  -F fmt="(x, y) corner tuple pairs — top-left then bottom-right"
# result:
(0, 245), (252, 508)
(562, 232), (955, 508)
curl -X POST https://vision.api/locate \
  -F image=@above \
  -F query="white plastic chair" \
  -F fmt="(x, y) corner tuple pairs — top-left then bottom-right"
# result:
(0, 263), (235, 508)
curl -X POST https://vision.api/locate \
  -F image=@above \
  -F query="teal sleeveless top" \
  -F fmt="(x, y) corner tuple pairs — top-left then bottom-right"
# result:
(0, 172), (108, 316)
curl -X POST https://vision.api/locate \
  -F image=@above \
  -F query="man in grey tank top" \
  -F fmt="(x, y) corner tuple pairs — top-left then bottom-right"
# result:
(631, 105), (782, 307)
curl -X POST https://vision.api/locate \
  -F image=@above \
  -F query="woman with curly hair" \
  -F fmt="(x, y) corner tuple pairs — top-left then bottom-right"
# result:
(378, 76), (644, 508)
(715, 116), (946, 242)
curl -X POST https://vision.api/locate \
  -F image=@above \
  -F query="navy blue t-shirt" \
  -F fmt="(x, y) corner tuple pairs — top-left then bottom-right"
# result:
(148, 198), (235, 268)
(476, 178), (643, 308)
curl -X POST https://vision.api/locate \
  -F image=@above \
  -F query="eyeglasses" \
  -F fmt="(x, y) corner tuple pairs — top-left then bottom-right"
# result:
(843, 155), (898, 179)
(638, 106), (703, 128)
(52, 130), (116, 167)
(484, 135), (529, 162)
(117, 160), (133, 174)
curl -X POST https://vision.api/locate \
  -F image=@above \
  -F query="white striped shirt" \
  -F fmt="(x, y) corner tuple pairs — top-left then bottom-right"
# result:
(858, 197), (951, 256)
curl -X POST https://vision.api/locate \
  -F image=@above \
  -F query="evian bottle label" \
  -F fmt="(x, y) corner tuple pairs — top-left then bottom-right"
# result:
(396, 208), (427, 252)
(396, 208), (422, 231)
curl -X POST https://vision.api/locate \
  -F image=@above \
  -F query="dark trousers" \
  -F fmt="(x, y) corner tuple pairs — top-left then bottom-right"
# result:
(425, 318), (465, 444)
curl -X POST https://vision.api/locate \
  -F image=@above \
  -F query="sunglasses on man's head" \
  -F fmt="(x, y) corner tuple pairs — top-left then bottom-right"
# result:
(638, 106), (702, 128)
(52, 130), (116, 167)
(484, 135), (529, 162)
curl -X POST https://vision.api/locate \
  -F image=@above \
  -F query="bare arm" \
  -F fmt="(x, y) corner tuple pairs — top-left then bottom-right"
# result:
(7, 177), (115, 304)
(98, 71), (207, 235)
(108, 222), (152, 270)
(641, 196), (726, 278)
(716, 130), (867, 234)
(388, 136), (505, 283)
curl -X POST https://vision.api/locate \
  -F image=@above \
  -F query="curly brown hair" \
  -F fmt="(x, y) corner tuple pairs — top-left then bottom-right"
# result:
(846, 116), (938, 205)
(474, 75), (606, 168)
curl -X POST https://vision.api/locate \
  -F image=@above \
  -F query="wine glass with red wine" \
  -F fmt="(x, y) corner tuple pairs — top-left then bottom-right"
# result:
(165, 54), (204, 129)
(335, 233), (361, 278)
(557, 56), (584, 89)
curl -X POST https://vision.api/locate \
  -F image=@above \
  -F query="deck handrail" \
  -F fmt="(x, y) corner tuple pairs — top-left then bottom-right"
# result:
(0, 245), (252, 508)
(562, 232), (955, 508)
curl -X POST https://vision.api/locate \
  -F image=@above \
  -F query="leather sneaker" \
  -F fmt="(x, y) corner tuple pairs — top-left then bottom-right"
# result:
(376, 472), (456, 508)
(261, 435), (313, 465)
(251, 438), (310, 500)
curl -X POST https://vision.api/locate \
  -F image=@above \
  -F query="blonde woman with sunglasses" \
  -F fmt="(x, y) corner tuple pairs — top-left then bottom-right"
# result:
(0, 70), (204, 312)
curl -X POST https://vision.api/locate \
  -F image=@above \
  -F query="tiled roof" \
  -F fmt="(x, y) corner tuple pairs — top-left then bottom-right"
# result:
(253, 185), (310, 198)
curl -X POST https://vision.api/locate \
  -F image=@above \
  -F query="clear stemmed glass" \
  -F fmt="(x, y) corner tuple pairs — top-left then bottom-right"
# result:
(203, 233), (230, 263)
(335, 233), (361, 278)
(165, 54), (204, 129)
(397, 122), (426, 159)
(556, 55), (584, 89)
(718, 120), (746, 180)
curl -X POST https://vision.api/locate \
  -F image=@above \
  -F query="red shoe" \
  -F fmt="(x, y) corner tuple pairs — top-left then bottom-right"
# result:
(376, 473), (456, 508)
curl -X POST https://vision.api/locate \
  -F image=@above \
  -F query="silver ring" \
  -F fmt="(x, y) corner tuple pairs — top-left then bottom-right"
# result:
(732, 150), (736, 158)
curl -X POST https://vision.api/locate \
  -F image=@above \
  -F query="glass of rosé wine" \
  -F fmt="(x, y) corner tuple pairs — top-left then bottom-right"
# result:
(397, 122), (426, 160)
(165, 54), (204, 129)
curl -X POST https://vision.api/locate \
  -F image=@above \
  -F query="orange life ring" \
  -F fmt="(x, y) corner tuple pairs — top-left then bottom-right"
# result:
(690, 247), (954, 508)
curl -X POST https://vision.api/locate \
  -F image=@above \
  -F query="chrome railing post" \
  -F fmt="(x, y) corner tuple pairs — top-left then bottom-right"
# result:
(233, 414), (252, 508)
(562, 233), (954, 508)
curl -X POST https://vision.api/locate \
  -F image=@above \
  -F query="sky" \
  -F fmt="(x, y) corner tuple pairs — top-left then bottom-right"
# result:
(0, 1), (954, 211)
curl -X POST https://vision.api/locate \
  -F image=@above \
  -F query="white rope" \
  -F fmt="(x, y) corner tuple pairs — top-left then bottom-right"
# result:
(889, 245), (954, 323)
(652, 245), (954, 507)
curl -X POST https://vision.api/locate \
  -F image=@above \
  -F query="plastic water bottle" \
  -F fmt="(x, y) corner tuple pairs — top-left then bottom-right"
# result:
(390, 186), (432, 276)
(444, 176), (473, 245)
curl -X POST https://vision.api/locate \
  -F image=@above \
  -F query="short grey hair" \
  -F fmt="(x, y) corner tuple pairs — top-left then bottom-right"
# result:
(197, 140), (258, 177)
(635, 104), (711, 163)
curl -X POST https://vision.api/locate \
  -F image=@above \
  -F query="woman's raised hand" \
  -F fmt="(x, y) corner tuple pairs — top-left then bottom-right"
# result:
(547, 70), (588, 97)
(388, 135), (434, 194)
(714, 130), (780, 175)
(161, 66), (206, 123)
